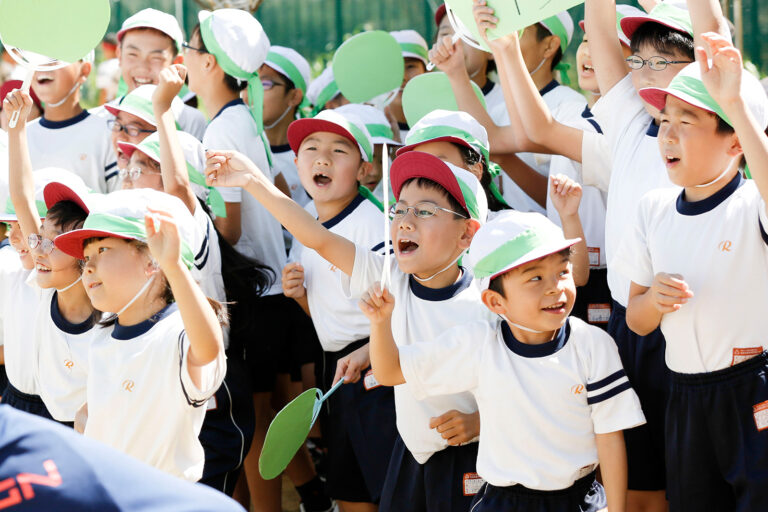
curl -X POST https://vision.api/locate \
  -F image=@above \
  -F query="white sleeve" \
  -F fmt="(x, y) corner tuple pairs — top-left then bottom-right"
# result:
(610, 196), (655, 288)
(399, 322), (487, 400)
(203, 128), (243, 204)
(591, 75), (647, 154)
(582, 327), (646, 434)
(340, 244), (386, 299)
(179, 106), (207, 141)
(758, 196), (768, 247)
(581, 131), (612, 192)
(178, 331), (226, 406)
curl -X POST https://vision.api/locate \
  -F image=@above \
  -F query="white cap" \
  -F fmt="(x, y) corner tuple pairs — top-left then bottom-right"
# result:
(539, 10), (575, 53)
(399, 109), (489, 164)
(287, 108), (374, 162)
(117, 8), (184, 52)
(465, 211), (580, 285)
(105, 84), (184, 127)
(1, 168), (89, 222)
(198, 9), (270, 76)
(265, 46), (311, 94)
(307, 65), (340, 110)
(334, 103), (400, 145)
(390, 29), (429, 66)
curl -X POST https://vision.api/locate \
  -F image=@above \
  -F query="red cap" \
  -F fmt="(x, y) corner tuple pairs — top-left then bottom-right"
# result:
(43, 183), (90, 214)
(0, 80), (42, 113)
(435, 4), (447, 27)
(390, 151), (467, 213)
(287, 118), (358, 157)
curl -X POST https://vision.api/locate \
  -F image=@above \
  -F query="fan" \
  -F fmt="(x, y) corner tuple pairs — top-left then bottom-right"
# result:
(193, 0), (265, 13)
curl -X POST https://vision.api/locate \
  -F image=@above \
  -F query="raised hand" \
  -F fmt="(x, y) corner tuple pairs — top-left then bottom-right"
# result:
(2, 88), (33, 131)
(429, 35), (467, 77)
(697, 32), (744, 107)
(204, 149), (265, 189)
(145, 207), (183, 270)
(154, 64), (187, 113)
(358, 282), (395, 324)
(473, 0), (519, 51)
(281, 262), (306, 299)
(549, 174), (583, 218)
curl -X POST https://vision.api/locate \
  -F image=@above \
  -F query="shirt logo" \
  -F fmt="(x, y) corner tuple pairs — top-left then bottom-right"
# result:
(122, 379), (135, 392)
(328, 264), (338, 273)
(571, 384), (585, 395)
(718, 240), (733, 252)
(63, 359), (74, 370)
(79, 153), (88, 161)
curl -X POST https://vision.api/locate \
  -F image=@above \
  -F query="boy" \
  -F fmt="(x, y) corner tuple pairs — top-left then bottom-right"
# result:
(385, 30), (429, 140)
(306, 66), (348, 116)
(115, 8), (206, 139)
(26, 54), (117, 193)
(618, 34), (768, 510)
(362, 211), (646, 512)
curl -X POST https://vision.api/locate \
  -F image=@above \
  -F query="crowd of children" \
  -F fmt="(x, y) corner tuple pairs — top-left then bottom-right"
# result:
(1, 0), (767, 511)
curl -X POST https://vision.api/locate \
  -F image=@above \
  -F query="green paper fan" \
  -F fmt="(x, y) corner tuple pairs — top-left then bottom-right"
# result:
(333, 31), (404, 104)
(259, 378), (345, 480)
(402, 72), (487, 128)
(0, 0), (111, 63)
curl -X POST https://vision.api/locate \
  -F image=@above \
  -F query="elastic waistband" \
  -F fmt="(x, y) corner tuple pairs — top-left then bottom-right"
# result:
(671, 351), (768, 386)
(5, 382), (44, 403)
(488, 470), (597, 497)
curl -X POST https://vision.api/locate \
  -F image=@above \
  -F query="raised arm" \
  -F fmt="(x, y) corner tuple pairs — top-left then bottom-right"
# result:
(687, 0), (732, 49)
(205, 150), (357, 275)
(585, 0), (628, 95)
(549, 175), (589, 286)
(4, 90), (42, 238)
(359, 283), (404, 386)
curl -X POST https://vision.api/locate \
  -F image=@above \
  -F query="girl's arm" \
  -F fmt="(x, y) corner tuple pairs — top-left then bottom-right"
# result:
(491, 153), (548, 208)
(549, 175), (589, 286)
(359, 283), (404, 386)
(153, 65), (198, 215)
(585, 0), (628, 96)
(687, 0), (732, 49)
(4, 90), (42, 238)
(596, 430), (628, 512)
(205, 150), (357, 276)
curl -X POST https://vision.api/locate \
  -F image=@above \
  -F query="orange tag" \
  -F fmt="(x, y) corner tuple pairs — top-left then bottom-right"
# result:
(463, 472), (484, 496)
(587, 303), (611, 324)
(206, 396), (218, 411)
(754, 400), (768, 431)
(587, 247), (600, 268)
(732, 347), (763, 366)
(363, 370), (381, 391)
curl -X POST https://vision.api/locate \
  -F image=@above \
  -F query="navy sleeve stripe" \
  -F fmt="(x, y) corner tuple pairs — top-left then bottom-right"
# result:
(586, 118), (603, 134)
(587, 380), (632, 405)
(586, 369), (625, 392)
(178, 331), (208, 408)
(105, 171), (119, 181)
(105, 161), (117, 171)
(759, 216), (768, 246)
(371, 241), (385, 252)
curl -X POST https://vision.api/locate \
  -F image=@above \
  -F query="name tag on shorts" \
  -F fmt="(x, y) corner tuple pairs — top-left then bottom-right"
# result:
(754, 400), (768, 431)
(364, 370), (381, 391)
(587, 247), (600, 268)
(463, 472), (484, 496)
(587, 303), (611, 324)
(206, 396), (218, 411)
(732, 347), (763, 366)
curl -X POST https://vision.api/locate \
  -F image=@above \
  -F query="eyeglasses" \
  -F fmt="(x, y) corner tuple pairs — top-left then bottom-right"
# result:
(261, 79), (287, 91)
(107, 119), (156, 138)
(625, 55), (693, 71)
(389, 202), (467, 219)
(181, 41), (208, 55)
(119, 166), (162, 182)
(28, 233), (56, 254)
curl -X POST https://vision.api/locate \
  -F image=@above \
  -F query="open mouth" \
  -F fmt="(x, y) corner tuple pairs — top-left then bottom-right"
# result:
(542, 301), (566, 313)
(397, 238), (419, 254)
(581, 63), (594, 73)
(313, 172), (332, 187)
(665, 155), (680, 166)
(132, 77), (154, 87)
(35, 263), (51, 273)
(86, 281), (101, 290)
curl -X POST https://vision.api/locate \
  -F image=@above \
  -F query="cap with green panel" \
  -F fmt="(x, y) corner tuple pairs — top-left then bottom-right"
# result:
(105, 84), (184, 127)
(620, 2), (693, 40)
(306, 66), (340, 116)
(390, 30), (429, 67)
(117, 8), (184, 52)
(401, 72), (486, 128)
(287, 108), (374, 162)
(0, 167), (90, 222)
(334, 104), (401, 146)
(398, 109), (489, 163)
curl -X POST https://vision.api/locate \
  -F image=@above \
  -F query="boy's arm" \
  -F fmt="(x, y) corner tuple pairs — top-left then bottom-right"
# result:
(595, 430), (628, 512)
(585, 0), (628, 96)
(153, 65), (199, 215)
(205, 150), (357, 276)
(687, 0), (732, 49)
(626, 276), (692, 335)
(550, 175), (589, 286)
(359, 283), (405, 386)
(4, 90), (42, 238)
(282, 262), (311, 316)
(491, 153), (548, 208)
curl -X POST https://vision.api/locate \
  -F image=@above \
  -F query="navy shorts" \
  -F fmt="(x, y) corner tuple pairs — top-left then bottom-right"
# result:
(318, 338), (397, 503)
(571, 268), (611, 331)
(666, 352), (768, 511)
(1, 382), (54, 421)
(607, 301), (668, 491)
(199, 356), (255, 496)
(380, 434), (480, 512)
(469, 472), (606, 512)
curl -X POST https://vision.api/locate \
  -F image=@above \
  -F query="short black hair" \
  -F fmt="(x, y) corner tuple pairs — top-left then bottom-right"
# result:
(535, 23), (563, 71)
(46, 200), (87, 233)
(192, 25), (247, 94)
(400, 177), (467, 218)
(630, 22), (694, 60)
(487, 247), (571, 298)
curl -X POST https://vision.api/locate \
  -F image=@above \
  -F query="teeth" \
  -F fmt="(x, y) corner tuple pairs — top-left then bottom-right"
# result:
(36, 264), (50, 271)
(134, 78), (151, 84)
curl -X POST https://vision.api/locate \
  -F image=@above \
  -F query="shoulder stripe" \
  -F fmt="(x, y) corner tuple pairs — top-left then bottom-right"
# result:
(587, 380), (632, 405)
(759, 216), (768, 246)
(586, 369), (625, 392)
(178, 331), (208, 408)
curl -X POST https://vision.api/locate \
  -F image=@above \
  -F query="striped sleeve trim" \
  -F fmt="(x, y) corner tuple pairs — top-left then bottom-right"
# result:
(586, 369), (631, 405)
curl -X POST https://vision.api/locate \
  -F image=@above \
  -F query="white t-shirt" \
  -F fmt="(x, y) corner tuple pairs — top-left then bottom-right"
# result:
(581, 130), (612, 194)
(613, 175), (768, 374)
(590, 75), (678, 307)
(34, 289), (97, 422)
(191, 204), (225, 304)
(342, 250), (495, 463)
(483, 80), (508, 126)
(290, 194), (383, 352)
(27, 107), (119, 193)
(1, 269), (41, 394)
(400, 317), (646, 488)
(492, 81), (587, 213)
(178, 104), (207, 141)
(272, 143), (310, 251)
(203, 99), (286, 296)
(546, 107), (607, 269)
(0, 243), (19, 348)
(84, 304), (225, 481)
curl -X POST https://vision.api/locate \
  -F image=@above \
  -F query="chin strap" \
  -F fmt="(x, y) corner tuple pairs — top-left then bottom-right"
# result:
(116, 274), (155, 318)
(46, 81), (83, 108)
(500, 314), (546, 334)
(263, 103), (295, 130)
(412, 252), (464, 283)
(57, 275), (82, 293)
(529, 58), (547, 77)
(694, 156), (739, 188)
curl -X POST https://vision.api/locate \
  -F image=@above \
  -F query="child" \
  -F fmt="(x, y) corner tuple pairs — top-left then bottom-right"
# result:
(306, 66), (348, 116)
(385, 30), (429, 140)
(26, 54), (118, 193)
(55, 188), (226, 481)
(204, 147), (492, 511)
(115, 8), (206, 139)
(363, 210), (646, 512)
(617, 34), (768, 510)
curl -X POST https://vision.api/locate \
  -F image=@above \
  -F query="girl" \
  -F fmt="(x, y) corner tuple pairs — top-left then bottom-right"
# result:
(56, 187), (226, 481)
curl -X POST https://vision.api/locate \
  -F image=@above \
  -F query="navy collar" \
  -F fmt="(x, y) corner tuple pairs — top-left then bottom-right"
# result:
(270, 143), (292, 154)
(501, 318), (570, 358)
(676, 171), (743, 216)
(398, 121), (410, 131)
(481, 80), (496, 96)
(50, 291), (94, 335)
(212, 98), (245, 121)
(539, 80), (559, 96)
(646, 120), (659, 137)
(580, 105), (593, 119)
(409, 267), (472, 301)
(112, 303), (178, 340)
(321, 194), (366, 229)
(581, 105), (603, 134)
(39, 110), (90, 129)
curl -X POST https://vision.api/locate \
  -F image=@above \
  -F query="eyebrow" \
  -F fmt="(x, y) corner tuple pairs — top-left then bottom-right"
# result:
(125, 44), (168, 55)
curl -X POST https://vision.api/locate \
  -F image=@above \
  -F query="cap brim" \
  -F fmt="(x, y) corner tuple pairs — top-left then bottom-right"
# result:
(43, 183), (89, 214)
(104, 103), (156, 127)
(116, 141), (151, 161)
(489, 238), (582, 281)
(287, 118), (360, 157)
(55, 229), (134, 260)
(578, 20), (585, 32)
(638, 86), (715, 116)
(0, 213), (19, 222)
(373, 137), (403, 146)
(390, 151), (467, 213)
(620, 16), (688, 42)
(435, 4), (447, 27)
(396, 136), (474, 157)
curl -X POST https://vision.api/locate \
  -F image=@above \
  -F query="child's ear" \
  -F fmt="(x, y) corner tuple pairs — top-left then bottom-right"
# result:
(542, 35), (560, 61)
(356, 161), (374, 182)
(727, 132), (744, 158)
(288, 88), (304, 108)
(469, 162), (484, 182)
(79, 61), (92, 82)
(458, 219), (481, 249)
(481, 288), (507, 316)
